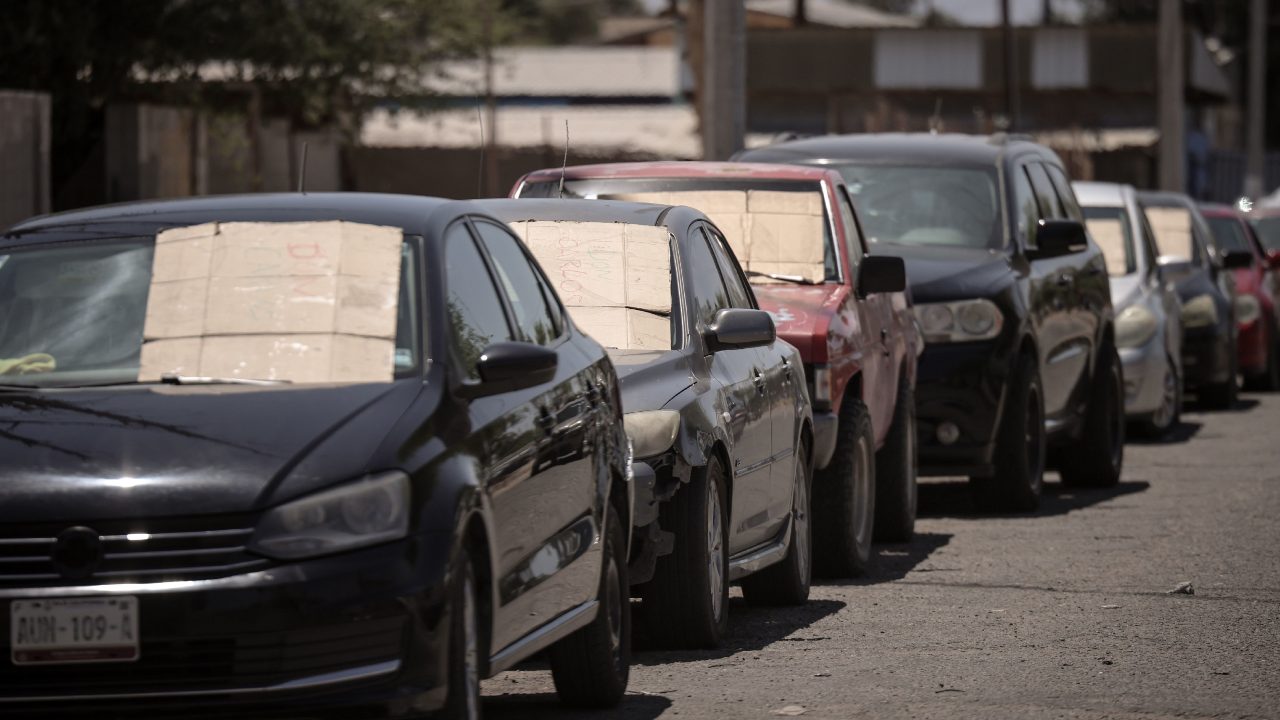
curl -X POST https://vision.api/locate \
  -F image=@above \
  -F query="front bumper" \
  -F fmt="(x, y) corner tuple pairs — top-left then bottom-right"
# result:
(1182, 326), (1234, 388)
(1119, 340), (1170, 417)
(0, 535), (453, 717)
(914, 341), (1007, 477)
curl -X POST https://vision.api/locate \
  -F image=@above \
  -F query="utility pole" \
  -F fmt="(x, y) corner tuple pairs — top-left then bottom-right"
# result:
(1001, 0), (1019, 131)
(1157, 0), (1184, 192)
(701, 0), (745, 160)
(1244, 0), (1267, 199)
(481, 0), (500, 198)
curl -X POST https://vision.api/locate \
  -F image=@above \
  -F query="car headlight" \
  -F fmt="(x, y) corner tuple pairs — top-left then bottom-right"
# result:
(1236, 294), (1261, 326)
(624, 410), (680, 459)
(913, 299), (1003, 343)
(1181, 294), (1219, 329)
(250, 471), (410, 560)
(1115, 305), (1158, 348)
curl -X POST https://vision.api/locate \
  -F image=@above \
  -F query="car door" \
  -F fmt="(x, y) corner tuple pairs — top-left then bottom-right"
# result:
(1047, 164), (1106, 380)
(466, 219), (598, 651)
(683, 226), (774, 554)
(703, 224), (795, 544)
(1023, 161), (1090, 419)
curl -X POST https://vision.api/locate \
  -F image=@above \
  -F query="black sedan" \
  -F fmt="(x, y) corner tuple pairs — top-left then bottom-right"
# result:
(1137, 191), (1250, 409)
(476, 199), (814, 649)
(0, 193), (631, 717)
(739, 133), (1124, 510)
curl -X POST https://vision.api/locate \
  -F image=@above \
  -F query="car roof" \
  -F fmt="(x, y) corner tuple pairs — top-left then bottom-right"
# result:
(1198, 203), (1240, 218)
(2, 192), (464, 248)
(736, 132), (1056, 167)
(1072, 181), (1131, 208)
(1135, 190), (1196, 209)
(471, 198), (676, 227)
(519, 160), (839, 185)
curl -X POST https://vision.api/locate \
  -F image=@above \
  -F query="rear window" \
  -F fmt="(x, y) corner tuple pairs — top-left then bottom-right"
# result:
(1082, 206), (1136, 277)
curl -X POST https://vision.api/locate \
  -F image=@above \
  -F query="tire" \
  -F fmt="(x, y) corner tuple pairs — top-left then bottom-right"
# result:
(873, 378), (917, 542)
(1200, 341), (1238, 410)
(550, 504), (630, 708)
(442, 549), (482, 720)
(640, 455), (729, 649)
(1132, 355), (1181, 439)
(741, 438), (812, 606)
(971, 352), (1044, 512)
(812, 398), (875, 577)
(1058, 346), (1125, 488)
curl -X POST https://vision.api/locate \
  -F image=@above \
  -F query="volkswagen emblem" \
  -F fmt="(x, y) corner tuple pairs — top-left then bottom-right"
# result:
(51, 526), (103, 579)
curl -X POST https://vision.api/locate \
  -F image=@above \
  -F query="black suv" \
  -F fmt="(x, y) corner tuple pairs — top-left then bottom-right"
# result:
(739, 134), (1123, 510)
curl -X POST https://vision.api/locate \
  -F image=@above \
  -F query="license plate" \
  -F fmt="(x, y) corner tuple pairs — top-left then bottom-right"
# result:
(10, 596), (139, 665)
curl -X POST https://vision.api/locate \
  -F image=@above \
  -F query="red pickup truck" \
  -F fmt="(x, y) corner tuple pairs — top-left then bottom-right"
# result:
(513, 162), (920, 574)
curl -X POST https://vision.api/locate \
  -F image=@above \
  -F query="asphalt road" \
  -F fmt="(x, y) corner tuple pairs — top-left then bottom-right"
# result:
(484, 391), (1280, 720)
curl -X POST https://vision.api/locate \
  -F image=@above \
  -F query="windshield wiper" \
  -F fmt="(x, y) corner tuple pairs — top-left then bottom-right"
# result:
(159, 374), (290, 386)
(744, 270), (820, 285)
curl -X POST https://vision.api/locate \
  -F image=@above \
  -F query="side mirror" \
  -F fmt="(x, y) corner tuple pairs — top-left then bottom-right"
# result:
(1028, 219), (1088, 260)
(1222, 250), (1255, 270)
(856, 255), (907, 298)
(471, 341), (558, 395)
(1267, 249), (1280, 270)
(706, 308), (775, 352)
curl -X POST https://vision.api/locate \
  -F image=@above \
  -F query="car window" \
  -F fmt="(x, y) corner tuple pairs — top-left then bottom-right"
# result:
(1012, 166), (1040, 249)
(472, 220), (562, 346)
(1046, 165), (1084, 221)
(702, 226), (755, 309)
(836, 187), (866, 266)
(1204, 215), (1252, 255)
(1082, 206), (1136, 277)
(1254, 216), (1280, 252)
(1026, 163), (1063, 219)
(840, 164), (1002, 249)
(1142, 204), (1201, 264)
(445, 223), (513, 380)
(684, 229), (732, 327)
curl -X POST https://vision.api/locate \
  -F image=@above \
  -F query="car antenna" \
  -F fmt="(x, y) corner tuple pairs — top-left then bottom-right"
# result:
(558, 119), (569, 199)
(928, 97), (943, 135)
(476, 104), (486, 198)
(296, 141), (309, 193)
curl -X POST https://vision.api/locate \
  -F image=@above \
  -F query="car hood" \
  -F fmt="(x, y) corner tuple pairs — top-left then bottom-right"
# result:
(607, 349), (696, 413)
(751, 284), (840, 358)
(870, 242), (1013, 303)
(1109, 274), (1144, 310)
(0, 382), (421, 523)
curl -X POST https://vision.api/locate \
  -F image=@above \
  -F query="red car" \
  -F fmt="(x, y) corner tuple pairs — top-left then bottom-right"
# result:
(513, 162), (920, 575)
(1202, 203), (1280, 389)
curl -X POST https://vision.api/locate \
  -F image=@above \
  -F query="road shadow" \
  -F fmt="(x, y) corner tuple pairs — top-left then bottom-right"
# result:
(631, 598), (846, 664)
(485, 691), (672, 720)
(1187, 395), (1260, 413)
(917, 478), (1151, 520)
(1126, 419), (1202, 445)
(814, 531), (953, 588)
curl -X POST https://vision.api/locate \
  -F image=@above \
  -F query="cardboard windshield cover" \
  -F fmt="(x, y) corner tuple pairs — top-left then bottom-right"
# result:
(508, 220), (671, 351)
(1144, 207), (1195, 262)
(1085, 218), (1129, 277)
(139, 221), (402, 383)
(603, 189), (827, 282)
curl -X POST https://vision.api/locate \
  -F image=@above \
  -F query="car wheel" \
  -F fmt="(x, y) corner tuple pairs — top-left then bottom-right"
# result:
(873, 377), (917, 542)
(1200, 342), (1238, 409)
(442, 549), (481, 720)
(972, 352), (1044, 512)
(1133, 355), (1181, 439)
(741, 437), (812, 606)
(640, 455), (729, 649)
(550, 504), (630, 707)
(1059, 346), (1124, 488)
(812, 398), (876, 577)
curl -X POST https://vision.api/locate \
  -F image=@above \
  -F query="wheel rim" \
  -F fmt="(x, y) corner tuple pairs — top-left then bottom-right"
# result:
(1025, 384), (1044, 493)
(604, 554), (624, 673)
(461, 573), (480, 720)
(853, 435), (872, 547)
(706, 476), (725, 622)
(1151, 364), (1178, 429)
(793, 462), (811, 587)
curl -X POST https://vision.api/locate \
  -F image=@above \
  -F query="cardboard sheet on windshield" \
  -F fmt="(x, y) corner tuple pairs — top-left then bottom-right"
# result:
(508, 220), (671, 351)
(1085, 218), (1130, 277)
(1143, 207), (1195, 262)
(139, 221), (402, 383)
(603, 189), (827, 283)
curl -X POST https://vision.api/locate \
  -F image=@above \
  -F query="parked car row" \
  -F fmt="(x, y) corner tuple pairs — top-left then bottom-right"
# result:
(0, 132), (1260, 719)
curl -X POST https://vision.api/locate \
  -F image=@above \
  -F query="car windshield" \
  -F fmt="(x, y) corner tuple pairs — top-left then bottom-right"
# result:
(1252, 216), (1280, 252)
(835, 164), (1002, 249)
(1205, 215), (1252, 255)
(1082, 206), (1136, 277)
(0, 227), (421, 388)
(1142, 205), (1199, 262)
(519, 177), (838, 284)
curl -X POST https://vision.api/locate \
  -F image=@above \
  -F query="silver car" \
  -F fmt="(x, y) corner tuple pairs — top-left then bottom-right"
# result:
(1074, 181), (1183, 437)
